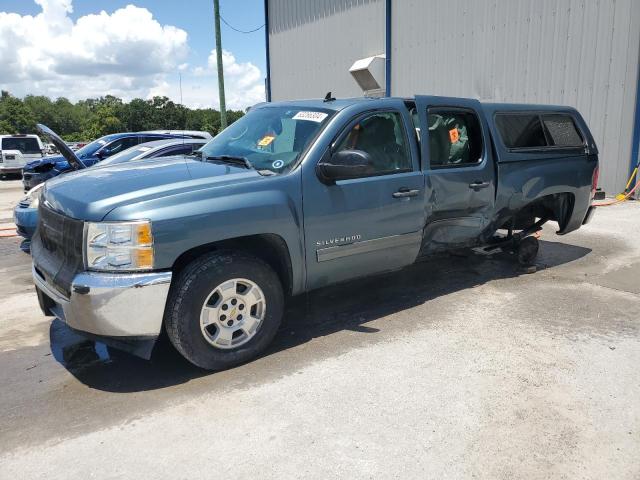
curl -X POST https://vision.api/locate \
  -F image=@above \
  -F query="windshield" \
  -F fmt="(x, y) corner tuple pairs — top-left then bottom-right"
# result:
(2, 137), (40, 154)
(99, 145), (151, 167)
(199, 106), (333, 174)
(75, 136), (111, 159)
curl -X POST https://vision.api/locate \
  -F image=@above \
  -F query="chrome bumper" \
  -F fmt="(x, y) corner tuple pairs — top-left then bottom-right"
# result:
(0, 165), (23, 173)
(33, 265), (172, 338)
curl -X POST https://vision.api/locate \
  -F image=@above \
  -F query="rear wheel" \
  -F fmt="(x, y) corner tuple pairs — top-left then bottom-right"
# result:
(165, 251), (284, 370)
(517, 236), (539, 265)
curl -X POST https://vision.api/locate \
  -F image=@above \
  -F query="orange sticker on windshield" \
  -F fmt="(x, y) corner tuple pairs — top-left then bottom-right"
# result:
(258, 135), (275, 147)
(449, 128), (460, 143)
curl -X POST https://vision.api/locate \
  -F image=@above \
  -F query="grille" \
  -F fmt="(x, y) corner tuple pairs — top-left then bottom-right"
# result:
(31, 203), (84, 298)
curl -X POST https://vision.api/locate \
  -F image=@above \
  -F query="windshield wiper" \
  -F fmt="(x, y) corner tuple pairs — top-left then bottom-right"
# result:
(205, 155), (253, 169)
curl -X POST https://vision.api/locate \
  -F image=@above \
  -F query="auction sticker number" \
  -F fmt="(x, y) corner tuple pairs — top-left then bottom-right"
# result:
(292, 111), (328, 123)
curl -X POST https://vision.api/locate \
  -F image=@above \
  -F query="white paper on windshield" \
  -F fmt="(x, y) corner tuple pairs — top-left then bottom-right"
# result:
(292, 111), (328, 123)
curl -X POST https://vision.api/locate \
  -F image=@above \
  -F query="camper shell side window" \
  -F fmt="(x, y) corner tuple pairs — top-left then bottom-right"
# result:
(494, 112), (585, 151)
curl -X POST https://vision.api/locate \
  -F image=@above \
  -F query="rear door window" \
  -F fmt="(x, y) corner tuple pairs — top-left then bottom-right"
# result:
(427, 109), (484, 167)
(2, 137), (41, 154)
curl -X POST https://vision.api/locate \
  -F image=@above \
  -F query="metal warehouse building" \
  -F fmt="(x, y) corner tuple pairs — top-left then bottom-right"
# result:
(264, 0), (640, 195)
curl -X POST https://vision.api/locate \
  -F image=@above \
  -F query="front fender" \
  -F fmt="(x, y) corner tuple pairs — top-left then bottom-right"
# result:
(104, 173), (306, 294)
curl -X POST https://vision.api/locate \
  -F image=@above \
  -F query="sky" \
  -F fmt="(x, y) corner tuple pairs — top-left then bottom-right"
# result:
(0, 0), (267, 110)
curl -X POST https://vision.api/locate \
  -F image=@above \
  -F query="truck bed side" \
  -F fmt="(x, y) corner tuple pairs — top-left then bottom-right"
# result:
(482, 104), (598, 235)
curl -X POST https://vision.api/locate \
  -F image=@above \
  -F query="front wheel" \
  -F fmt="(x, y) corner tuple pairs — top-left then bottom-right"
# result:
(165, 251), (284, 370)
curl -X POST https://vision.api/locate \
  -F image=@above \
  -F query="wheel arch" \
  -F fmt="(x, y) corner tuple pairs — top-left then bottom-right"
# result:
(505, 191), (576, 233)
(171, 233), (294, 296)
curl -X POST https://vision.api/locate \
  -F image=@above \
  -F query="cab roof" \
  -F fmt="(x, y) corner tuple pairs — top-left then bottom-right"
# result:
(257, 96), (578, 114)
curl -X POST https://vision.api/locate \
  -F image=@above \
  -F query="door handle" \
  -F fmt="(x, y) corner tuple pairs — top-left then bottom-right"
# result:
(392, 188), (420, 198)
(469, 181), (490, 190)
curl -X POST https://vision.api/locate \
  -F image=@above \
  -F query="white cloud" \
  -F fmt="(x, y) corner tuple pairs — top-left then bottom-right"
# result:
(0, 0), (265, 110)
(180, 49), (265, 110)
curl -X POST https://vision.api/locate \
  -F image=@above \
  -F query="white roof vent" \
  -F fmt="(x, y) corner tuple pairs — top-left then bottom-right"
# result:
(349, 54), (386, 97)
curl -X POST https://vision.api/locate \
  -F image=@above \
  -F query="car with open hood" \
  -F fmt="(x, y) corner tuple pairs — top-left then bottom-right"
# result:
(21, 130), (204, 191)
(14, 130), (207, 244)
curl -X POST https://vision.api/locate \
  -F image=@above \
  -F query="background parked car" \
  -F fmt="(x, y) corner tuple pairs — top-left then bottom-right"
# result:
(0, 134), (44, 178)
(98, 138), (206, 167)
(22, 131), (203, 191)
(65, 142), (87, 151)
(139, 130), (212, 140)
(43, 143), (59, 155)
(14, 136), (207, 248)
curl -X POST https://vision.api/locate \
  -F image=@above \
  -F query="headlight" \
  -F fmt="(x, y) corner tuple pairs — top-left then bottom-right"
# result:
(84, 220), (154, 271)
(21, 183), (44, 208)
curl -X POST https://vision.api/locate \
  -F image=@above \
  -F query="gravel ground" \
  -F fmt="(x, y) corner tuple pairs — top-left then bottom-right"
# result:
(0, 179), (638, 479)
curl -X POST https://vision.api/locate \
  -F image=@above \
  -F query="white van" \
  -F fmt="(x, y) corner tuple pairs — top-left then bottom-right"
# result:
(0, 134), (45, 176)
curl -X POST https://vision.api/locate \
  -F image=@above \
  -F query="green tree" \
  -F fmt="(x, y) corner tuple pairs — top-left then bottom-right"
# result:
(0, 90), (245, 140)
(0, 91), (37, 134)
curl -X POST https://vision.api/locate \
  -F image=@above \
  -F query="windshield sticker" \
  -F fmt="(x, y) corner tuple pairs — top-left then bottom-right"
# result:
(257, 135), (275, 147)
(272, 159), (284, 169)
(292, 111), (328, 123)
(449, 128), (460, 143)
(97, 139), (107, 145)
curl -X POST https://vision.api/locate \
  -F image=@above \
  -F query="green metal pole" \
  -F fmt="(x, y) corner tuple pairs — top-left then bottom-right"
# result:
(213, 0), (227, 130)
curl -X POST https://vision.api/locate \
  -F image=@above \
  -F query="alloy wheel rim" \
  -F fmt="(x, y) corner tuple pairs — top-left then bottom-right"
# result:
(200, 278), (266, 349)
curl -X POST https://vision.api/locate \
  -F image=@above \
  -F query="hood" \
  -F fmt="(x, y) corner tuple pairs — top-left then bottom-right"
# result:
(24, 154), (70, 172)
(43, 156), (262, 221)
(36, 124), (86, 170)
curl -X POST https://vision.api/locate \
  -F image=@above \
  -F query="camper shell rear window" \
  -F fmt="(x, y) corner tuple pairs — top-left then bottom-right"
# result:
(495, 112), (584, 150)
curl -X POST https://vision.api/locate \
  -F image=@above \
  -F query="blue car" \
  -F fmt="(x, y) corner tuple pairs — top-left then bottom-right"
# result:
(21, 131), (209, 191)
(15, 130), (209, 247)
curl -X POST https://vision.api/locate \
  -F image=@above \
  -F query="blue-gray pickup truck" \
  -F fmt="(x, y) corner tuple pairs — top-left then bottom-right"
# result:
(31, 95), (599, 370)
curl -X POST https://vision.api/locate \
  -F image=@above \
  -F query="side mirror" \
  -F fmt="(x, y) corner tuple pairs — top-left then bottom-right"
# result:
(317, 149), (373, 183)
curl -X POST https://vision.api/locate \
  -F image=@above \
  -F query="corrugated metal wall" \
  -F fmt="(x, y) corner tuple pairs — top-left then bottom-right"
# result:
(268, 0), (385, 101)
(267, 0), (640, 194)
(392, 0), (640, 194)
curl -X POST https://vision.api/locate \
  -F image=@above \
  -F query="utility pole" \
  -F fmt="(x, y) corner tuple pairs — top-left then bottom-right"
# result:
(213, 0), (227, 129)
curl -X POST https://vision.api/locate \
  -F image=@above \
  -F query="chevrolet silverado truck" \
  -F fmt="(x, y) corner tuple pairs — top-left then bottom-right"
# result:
(31, 96), (599, 370)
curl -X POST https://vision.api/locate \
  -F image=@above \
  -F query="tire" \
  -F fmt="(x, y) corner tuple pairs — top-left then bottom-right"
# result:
(165, 250), (284, 370)
(517, 236), (539, 265)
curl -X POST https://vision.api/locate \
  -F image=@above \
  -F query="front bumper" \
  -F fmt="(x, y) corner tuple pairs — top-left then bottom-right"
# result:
(13, 204), (37, 239)
(33, 265), (172, 356)
(0, 166), (23, 174)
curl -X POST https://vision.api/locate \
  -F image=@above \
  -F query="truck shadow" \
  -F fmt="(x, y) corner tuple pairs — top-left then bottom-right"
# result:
(50, 239), (591, 392)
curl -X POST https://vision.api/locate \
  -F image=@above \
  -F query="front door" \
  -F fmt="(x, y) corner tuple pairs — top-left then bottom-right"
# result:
(302, 108), (425, 290)
(415, 96), (496, 253)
